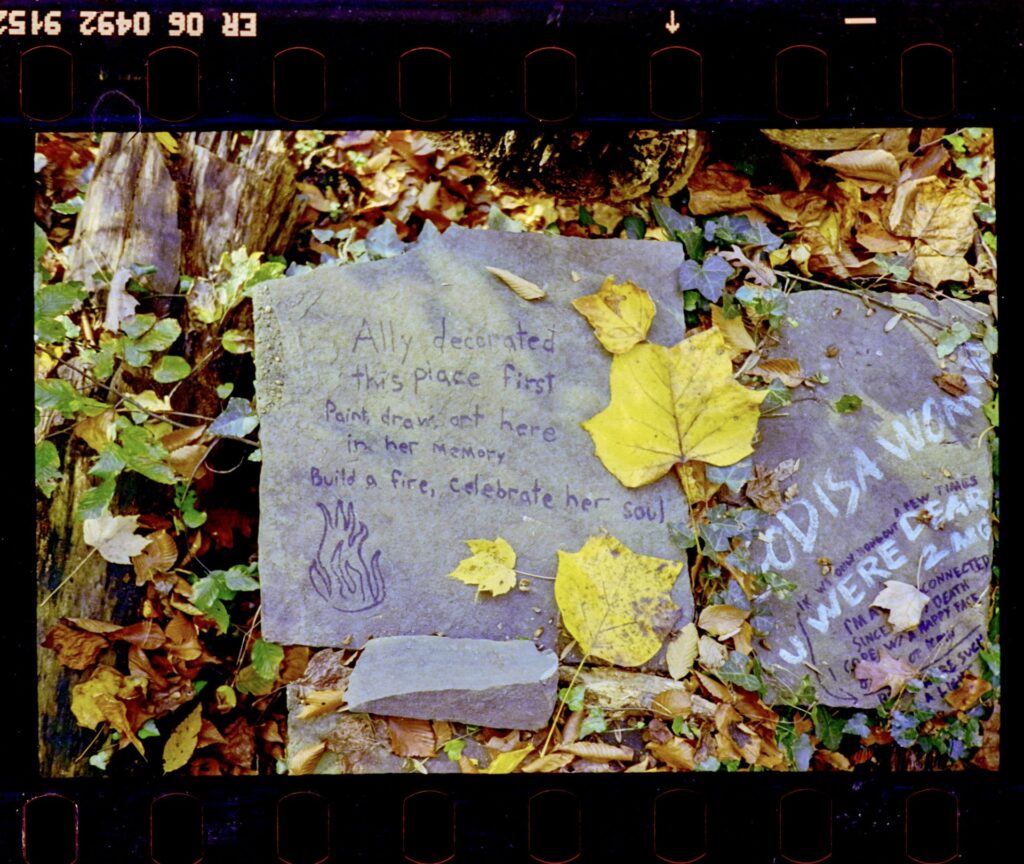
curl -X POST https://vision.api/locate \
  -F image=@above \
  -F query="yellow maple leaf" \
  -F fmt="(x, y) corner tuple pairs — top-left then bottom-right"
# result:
(448, 537), (517, 597)
(581, 327), (767, 488)
(163, 702), (202, 774)
(481, 745), (533, 774)
(71, 667), (145, 730)
(572, 276), (656, 354)
(555, 535), (681, 667)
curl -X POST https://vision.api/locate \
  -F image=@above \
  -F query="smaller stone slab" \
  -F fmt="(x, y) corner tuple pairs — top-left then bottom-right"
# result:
(345, 635), (558, 730)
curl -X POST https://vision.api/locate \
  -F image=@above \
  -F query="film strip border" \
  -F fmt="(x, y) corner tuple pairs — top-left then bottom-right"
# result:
(0, 775), (1010, 862)
(0, 1), (1022, 126)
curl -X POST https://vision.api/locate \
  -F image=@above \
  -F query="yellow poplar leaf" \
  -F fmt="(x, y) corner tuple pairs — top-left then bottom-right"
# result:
(163, 703), (203, 774)
(710, 305), (756, 357)
(572, 276), (656, 354)
(485, 266), (545, 300)
(555, 535), (681, 667)
(94, 693), (144, 756)
(481, 745), (533, 774)
(448, 537), (517, 597)
(666, 623), (699, 680)
(581, 328), (767, 488)
(698, 605), (751, 637)
(83, 510), (152, 564)
(871, 580), (930, 632)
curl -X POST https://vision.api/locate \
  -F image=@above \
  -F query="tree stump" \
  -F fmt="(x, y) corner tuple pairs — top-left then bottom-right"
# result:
(37, 131), (301, 775)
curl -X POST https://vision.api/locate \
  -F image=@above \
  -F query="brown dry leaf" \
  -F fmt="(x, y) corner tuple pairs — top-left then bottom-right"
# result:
(431, 721), (453, 747)
(160, 424), (207, 452)
(944, 674), (992, 711)
(281, 646), (313, 685)
(458, 755), (480, 774)
(132, 530), (178, 585)
(912, 245), (970, 287)
(666, 623), (699, 680)
(646, 738), (696, 770)
(296, 689), (347, 720)
(762, 128), (888, 151)
(70, 667), (143, 729)
(746, 459), (800, 514)
(887, 178), (977, 255)
(733, 622), (754, 656)
(816, 750), (853, 771)
(934, 373), (968, 398)
(871, 580), (930, 632)
(753, 358), (805, 388)
(651, 689), (692, 719)
(163, 703), (203, 773)
(695, 671), (732, 703)
(687, 164), (751, 214)
(94, 693), (145, 755)
(108, 621), (166, 650)
(165, 613), (203, 662)
(289, 742), (327, 775)
(167, 444), (210, 481)
(854, 648), (918, 695)
(485, 266), (545, 301)
(220, 717), (256, 768)
(523, 752), (575, 773)
(854, 222), (911, 254)
(697, 636), (727, 671)
(41, 623), (108, 670)
(559, 741), (633, 762)
(711, 305), (756, 356)
(971, 705), (999, 770)
(196, 718), (228, 749)
(385, 717), (435, 758)
(823, 150), (900, 185)
(65, 617), (121, 634)
(698, 605), (750, 638)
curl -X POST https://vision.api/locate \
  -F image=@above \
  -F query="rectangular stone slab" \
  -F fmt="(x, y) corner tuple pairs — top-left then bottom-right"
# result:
(344, 635), (559, 730)
(254, 225), (693, 651)
(749, 291), (994, 708)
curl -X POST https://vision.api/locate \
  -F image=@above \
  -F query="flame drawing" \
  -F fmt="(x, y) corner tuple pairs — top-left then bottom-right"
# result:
(308, 499), (386, 612)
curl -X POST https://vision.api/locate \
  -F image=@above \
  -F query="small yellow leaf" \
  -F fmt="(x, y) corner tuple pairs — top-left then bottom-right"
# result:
(871, 580), (930, 632)
(154, 131), (179, 154)
(448, 537), (517, 597)
(485, 266), (545, 300)
(555, 535), (681, 667)
(481, 745), (533, 774)
(163, 703), (202, 774)
(289, 742), (328, 775)
(296, 689), (347, 720)
(711, 305), (756, 356)
(582, 328), (767, 488)
(666, 623), (699, 680)
(572, 276), (656, 354)
(70, 667), (144, 729)
(698, 605), (751, 637)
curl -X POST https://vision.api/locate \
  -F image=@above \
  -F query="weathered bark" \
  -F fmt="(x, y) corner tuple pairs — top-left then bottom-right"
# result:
(430, 129), (705, 203)
(37, 131), (301, 775)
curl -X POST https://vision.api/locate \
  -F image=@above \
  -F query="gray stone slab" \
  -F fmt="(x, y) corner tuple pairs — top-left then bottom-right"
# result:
(749, 291), (994, 708)
(344, 635), (559, 730)
(254, 225), (693, 652)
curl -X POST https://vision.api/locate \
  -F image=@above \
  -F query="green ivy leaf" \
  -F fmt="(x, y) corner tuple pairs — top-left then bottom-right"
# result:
(579, 706), (608, 737)
(983, 324), (997, 354)
(715, 651), (761, 691)
(705, 459), (752, 492)
(34, 379), (109, 418)
(935, 321), (971, 358)
(137, 719), (161, 739)
(558, 686), (586, 713)
(77, 474), (118, 520)
(153, 355), (191, 383)
(223, 564), (260, 591)
(812, 705), (847, 750)
(983, 394), (998, 427)
(974, 203), (996, 224)
(833, 394), (863, 413)
(108, 424), (176, 484)
(190, 576), (223, 610)
(443, 739), (466, 761)
(35, 440), (62, 497)
(221, 329), (254, 355)
(252, 639), (284, 681)
(623, 216), (646, 240)
(235, 664), (274, 695)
